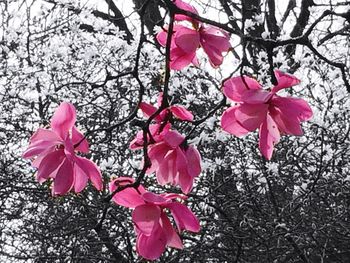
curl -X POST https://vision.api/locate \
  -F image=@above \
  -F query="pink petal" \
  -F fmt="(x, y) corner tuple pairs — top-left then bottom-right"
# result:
(53, 158), (74, 195)
(240, 89), (273, 104)
(160, 213), (183, 249)
(170, 46), (197, 70)
(200, 26), (231, 67)
(50, 102), (77, 140)
(178, 169), (193, 194)
(163, 130), (185, 148)
(142, 192), (169, 205)
(71, 126), (89, 153)
(185, 146), (201, 178)
(157, 150), (177, 185)
(28, 128), (61, 144)
(269, 106), (303, 136)
(148, 142), (171, 174)
(258, 115), (281, 160)
(22, 140), (59, 159)
(75, 156), (102, 191)
(174, 0), (199, 22)
(235, 103), (269, 131)
(136, 225), (167, 260)
(174, 26), (200, 54)
(176, 148), (194, 193)
(221, 106), (250, 137)
(73, 162), (89, 193)
(271, 70), (301, 93)
(36, 149), (65, 183)
(156, 29), (168, 47)
(271, 96), (313, 122)
(169, 105), (194, 121)
(167, 203), (200, 233)
(109, 177), (146, 208)
(223, 76), (262, 102)
(139, 102), (163, 122)
(132, 204), (161, 235)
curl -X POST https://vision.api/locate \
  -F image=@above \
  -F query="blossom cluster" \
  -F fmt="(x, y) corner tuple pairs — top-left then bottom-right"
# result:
(22, 0), (313, 261)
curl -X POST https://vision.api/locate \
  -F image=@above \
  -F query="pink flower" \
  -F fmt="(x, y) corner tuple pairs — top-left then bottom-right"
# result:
(22, 102), (102, 195)
(110, 177), (200, 260)
(129, 93), (193, 149)
(221, 70), (313, 160)
(148, 129), (201, 194)
(156, 1), (231, 70)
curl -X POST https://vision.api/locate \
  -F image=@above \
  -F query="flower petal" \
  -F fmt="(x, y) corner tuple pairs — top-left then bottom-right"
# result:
(53, 158), (74, 195)
(157, 150), (177, 185)
(109, 177), (146, 208)
(136, 225), (167, 260)
(272, 70), (301, 93)
(72, 126), (89, 153)
(73, 162), (89, 193)
(160, 213), (183, 249)
(75, 156), (103, 191)
(174, 26), (200, 54)
(37, 149), (65, 183)
(235, 103), (269, 131)
(223, 76), (262, 102)
(240, 89), (273, 104)
(185, 145), (201, 178)
(169, 105), (194, 121)
(51, 102), (77, 140)
(163, 130), (185, 148)
(258, 115), (281, 160)
(167, 202), (200, 233)
(174, 0), (199, 22)
(221, 106), (250, 137)
(132, 204), (161, 236)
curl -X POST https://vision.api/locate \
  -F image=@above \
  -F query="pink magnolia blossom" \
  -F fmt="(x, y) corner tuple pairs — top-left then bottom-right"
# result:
(22, 102), (102, 195)
(221, 70), (313, 160)
(156, 1), (231, 70)
(110, 177), (200, 260)
(147, 129), (201, 194)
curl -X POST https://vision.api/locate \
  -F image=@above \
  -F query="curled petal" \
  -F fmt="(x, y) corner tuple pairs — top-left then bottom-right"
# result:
(22, 140), (59, 159)
(223, 76), (262, 102)
(157, 150), (177, 185)
(174, 0), (199, 22)
(28, 128), (61, 145)
(272, 70), (301, 93)
(109, 177), (146, 208)
(221, 106), (250, 137)
(161, 213), (183, 249)
(169, 105), (194, 121)
(200, 26), (231, 67)
(142, 192), (169, 205)
(240, 89), (273, 104)
(167, 202), (200, 233)
(36, 149), (65, 184)
(51, 102), (77, 140)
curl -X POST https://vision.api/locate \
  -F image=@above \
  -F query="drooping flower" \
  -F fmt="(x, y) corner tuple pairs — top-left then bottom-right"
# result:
(147, 129), (201, 194)
(22, 102), (102, 195)
(110, 177), (200, 260)
(221, 70), (313, 160)
(156, 0), (231, 70)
